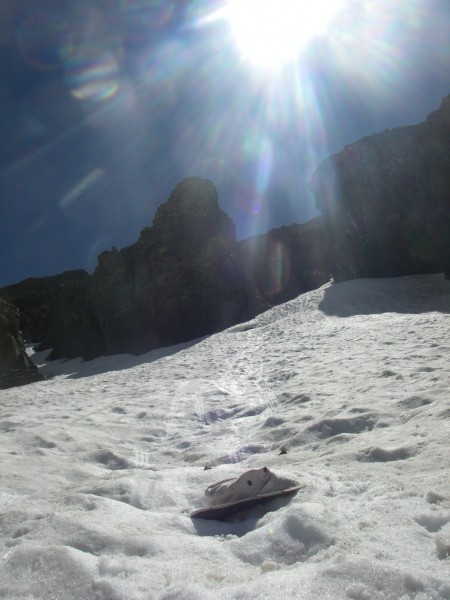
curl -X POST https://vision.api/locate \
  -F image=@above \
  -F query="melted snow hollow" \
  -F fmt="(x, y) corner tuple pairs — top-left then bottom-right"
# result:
(1, 274), (449, 599)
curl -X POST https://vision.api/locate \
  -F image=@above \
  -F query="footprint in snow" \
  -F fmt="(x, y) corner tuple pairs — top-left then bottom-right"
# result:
(414, 512), (450, 533)
(357, 446), (417, 462)
(398, 396), (433, 410)
(93, 450), (131, 470)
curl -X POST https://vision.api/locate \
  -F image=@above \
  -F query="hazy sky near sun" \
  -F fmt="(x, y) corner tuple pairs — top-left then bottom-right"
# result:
(1, 0), (449, 286)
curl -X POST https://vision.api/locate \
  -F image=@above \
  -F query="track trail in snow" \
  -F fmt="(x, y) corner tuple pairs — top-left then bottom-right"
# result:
(1, 275), (450, 599)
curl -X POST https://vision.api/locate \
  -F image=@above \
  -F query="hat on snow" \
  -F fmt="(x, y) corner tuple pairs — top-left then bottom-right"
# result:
(191, 466), (300, 520)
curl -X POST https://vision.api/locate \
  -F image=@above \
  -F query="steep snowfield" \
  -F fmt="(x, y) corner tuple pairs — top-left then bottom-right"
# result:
(1, 274), (449, 599)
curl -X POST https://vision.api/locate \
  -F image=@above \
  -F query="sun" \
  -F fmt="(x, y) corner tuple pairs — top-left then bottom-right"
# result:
(225, 0), (344, 70)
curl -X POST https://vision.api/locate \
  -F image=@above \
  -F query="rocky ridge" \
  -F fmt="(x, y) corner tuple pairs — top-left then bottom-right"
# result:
(1, 178), (273, 362)
(310, 95), (450, 281)
(2, 95), (450, 375)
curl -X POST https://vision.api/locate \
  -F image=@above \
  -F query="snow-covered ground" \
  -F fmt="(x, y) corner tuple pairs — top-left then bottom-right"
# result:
(1, 274), (449, 599)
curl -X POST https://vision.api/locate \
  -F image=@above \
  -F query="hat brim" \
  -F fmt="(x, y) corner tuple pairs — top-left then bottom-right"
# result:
(190, 485), (301, 520)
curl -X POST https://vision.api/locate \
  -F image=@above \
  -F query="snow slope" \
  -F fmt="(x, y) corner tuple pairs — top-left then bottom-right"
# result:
(1, 274), (449, 599)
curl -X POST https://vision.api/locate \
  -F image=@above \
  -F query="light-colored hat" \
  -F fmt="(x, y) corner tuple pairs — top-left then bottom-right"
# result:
(191, 467), (300, 520)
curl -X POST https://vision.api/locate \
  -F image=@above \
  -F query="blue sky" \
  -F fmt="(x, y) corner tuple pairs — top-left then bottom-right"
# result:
(1, 0), (449, 287)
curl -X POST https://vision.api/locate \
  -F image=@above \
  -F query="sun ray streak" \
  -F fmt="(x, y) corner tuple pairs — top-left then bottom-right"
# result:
(224, 0), (345, 70)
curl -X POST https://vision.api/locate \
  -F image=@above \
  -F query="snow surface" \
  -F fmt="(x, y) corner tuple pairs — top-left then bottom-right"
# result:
(1, 274), (450, 599)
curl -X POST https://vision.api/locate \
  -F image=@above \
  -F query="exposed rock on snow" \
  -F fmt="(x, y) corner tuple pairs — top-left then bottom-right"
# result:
(0, 299), (44, 388)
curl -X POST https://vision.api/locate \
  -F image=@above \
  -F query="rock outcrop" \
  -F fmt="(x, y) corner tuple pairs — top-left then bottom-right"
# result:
(1, 177), (267, 361)
(310, 95), (450, 281)
(88, 177), (267, 356)
(238, 217), (332, 305)
(0, 299), (45, 388)
(0, 270), (103, 361)
(6, 89), (450, 368)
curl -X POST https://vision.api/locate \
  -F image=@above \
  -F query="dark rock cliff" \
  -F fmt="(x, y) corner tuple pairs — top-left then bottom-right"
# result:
(0, 270), (103, 361)
(1, 177), (268, 361)
(0, 299), (45, 388)
(238, 217), (332, 305)
(310, 95), (450, 281)
(4, 93), (450, 366)
(88, 177), (267, 356)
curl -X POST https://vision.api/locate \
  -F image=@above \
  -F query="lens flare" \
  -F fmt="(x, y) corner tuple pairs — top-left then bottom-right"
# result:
(64, 51), (120, 102)
(60, 169), (105, 211)
(225, 0), (345, 70)
(269, 240), (290, 296)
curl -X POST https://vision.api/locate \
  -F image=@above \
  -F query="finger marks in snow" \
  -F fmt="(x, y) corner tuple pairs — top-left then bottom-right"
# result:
(92, 450), (131, 470)
(307, 415), (378, 439)
(0, 420), (20, 432)
(268, 370), (298, 383)
(286, 413), (384, 449)
(66, 521), (159, 557)
(11, 526), (32, 539)
(263, 416), (285, 427)
(379, 369), (403, 379)
(238, 405), (266, 418)
(219, 443), (267, 464)
(426, 491), (446, 505)
(83, 480), (147, 510)
(414, 512), (450, 533)
(277, 391), (312, 405)
(201, 407), (240, 425)
(435, 537), (450, 560)
(357, 446), (418, 462)
(399, 396), (433, 410)
(437, 407), (450, 419)
(32, 435), (57, 449)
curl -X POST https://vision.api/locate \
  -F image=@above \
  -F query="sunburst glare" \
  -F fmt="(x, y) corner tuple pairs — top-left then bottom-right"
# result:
(224, 0), (345, 70)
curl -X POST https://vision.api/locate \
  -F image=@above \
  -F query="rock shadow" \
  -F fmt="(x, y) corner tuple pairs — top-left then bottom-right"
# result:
(35, 337), (206, 380)
(318, 274), (450, 317)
